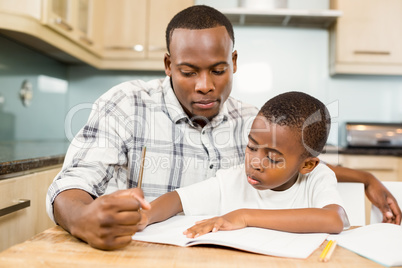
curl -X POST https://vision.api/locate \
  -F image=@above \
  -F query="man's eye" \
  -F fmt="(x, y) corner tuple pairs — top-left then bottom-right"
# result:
(212, 70), (225, 75)
(181, 71), (196, 77)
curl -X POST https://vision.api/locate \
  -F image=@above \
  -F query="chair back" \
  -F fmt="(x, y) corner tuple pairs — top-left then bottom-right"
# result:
(337, 182), (366, 226)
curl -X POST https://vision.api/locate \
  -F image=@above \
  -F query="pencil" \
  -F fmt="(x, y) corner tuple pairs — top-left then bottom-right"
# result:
(323, 240), (337, 262)
(137, 146), (146, 189)
(319, 240), (333, 262)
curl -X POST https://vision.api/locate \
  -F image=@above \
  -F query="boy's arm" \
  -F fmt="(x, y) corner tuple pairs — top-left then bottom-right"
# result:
(139, 191), (183, 230)
(184, 205), (347, 238)
(328, 164), (401, 224)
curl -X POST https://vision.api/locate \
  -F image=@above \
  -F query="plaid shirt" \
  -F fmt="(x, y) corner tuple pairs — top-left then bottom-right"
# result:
(46, 77), (258, 221)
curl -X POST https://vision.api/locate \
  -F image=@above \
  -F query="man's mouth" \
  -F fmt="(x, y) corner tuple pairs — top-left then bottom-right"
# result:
(193, 100), (217, 109)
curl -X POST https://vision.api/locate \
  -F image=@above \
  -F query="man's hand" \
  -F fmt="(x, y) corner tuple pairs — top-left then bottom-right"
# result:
(365, 178), (401, 224)
(327, 164), (401, 225)
(53, 188), (151, 250)
(183, 210), (246, 238)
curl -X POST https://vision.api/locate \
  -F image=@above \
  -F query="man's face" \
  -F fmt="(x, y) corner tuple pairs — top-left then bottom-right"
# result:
(164, 26), (237, 127)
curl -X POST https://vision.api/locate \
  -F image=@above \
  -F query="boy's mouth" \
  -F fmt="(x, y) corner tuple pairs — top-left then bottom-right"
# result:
(247, 175), (260, 185)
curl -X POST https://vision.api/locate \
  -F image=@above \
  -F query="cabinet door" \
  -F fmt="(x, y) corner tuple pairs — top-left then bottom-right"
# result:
(0, 0), (42, 20)
(0, 167), (60, 252)
(147, 0), (193, 59)
(335, 0), (402, 64)
(45, 0), (75, 37)
(101, 0), (147, 59)
(76, 0), (95, 48)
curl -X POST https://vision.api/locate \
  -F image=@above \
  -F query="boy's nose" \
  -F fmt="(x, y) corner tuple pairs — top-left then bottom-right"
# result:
(250, 157), (264, 172)
(195, 73), (214, 94)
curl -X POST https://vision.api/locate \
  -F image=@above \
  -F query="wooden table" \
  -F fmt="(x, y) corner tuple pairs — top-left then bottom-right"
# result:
(0, 226), (390, 267)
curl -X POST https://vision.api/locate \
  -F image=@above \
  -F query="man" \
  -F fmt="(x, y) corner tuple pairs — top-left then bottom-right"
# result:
(47, 5), (401, 250)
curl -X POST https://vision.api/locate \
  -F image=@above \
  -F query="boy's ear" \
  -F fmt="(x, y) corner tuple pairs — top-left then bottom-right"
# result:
(299, 157), (320, 174)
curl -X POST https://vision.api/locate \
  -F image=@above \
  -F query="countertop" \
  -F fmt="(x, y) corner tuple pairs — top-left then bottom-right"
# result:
(323, 145), (402, 157)
(1, 141), (402, 179)
(0, 140), (68, 178)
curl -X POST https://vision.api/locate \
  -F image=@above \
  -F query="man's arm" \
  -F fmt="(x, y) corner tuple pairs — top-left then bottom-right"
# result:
(183, 204), (348, 238)
(327, 164), (401, 224)
(53, 188), (150, 250)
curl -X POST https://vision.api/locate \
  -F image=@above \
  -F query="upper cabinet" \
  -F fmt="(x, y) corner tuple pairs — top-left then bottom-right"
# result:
(0, 0), (194, 70)
(147, 0), (194, 59)
(0, 0), (42, 20)
(330, 0), (402, 75)
(97, 0), (193, 69)
(43, 0), (98, 52)
(100, 0), (147, 60)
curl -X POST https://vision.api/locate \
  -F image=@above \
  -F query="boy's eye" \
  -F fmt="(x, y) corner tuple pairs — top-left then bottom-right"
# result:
(246, 145), (257, 151)
(267, 152), (282, 164)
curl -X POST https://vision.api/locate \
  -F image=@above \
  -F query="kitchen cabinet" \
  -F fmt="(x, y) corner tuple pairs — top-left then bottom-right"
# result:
(100, 0), (147, 60)
(341, 155), (400, 181)
(330, 0), (402, 75)
(0, 166), (60, 252)
(147, 0), (193, 59)
(99, 0), (193, 65)
(43, 0), (101, 53)
(0, 0), (42, 20)
(0, 0), (193, 70)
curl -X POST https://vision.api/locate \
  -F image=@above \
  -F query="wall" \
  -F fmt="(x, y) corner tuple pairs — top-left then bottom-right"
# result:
(0, 35), (68, 141)
(1, 0), (402, 146)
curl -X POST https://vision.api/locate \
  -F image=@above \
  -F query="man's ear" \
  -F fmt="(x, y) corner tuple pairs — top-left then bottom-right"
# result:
(232, 50), (238, 73)
(299, 157), (320, 174)
(164, 53), (172, 77)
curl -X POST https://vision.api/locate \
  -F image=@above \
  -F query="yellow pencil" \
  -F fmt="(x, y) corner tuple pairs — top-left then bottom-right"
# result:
(319, 240), (333, 262)
(137, 146), (146, 189)
(323, 240), (337, 262)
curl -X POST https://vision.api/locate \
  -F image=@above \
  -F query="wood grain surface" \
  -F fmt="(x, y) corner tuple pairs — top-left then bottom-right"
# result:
(0, 226), (388, 268)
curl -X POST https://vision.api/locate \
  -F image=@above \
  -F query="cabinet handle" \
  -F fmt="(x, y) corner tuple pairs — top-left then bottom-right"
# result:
(354, 50), (391, 55)
(54, 18), (73, 31)
(80, 36), (93, 46)
(0, 199), (31, 217)
(105, 45), (144, 52)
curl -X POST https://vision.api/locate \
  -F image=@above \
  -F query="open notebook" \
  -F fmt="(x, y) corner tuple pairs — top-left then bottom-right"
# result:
(132, 215), (328, 259)
(328, 223), (402, 267)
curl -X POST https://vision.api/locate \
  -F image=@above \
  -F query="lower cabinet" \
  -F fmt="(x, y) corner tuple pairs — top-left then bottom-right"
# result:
(0, 166), (61, 252)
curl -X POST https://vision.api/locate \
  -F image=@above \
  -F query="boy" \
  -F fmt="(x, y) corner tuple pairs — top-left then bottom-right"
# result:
(138, 91), (350, 237)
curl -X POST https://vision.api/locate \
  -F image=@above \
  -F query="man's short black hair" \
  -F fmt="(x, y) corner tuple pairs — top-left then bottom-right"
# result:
(260, 91), (331, 157)
(166, 5), (235, 53)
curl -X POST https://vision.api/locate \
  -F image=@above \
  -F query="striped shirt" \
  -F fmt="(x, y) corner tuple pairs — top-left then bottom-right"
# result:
(46, 76), (258, 221)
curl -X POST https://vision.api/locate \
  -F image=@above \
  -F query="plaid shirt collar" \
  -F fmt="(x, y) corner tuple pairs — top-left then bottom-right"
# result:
(162, 76), (229, 128)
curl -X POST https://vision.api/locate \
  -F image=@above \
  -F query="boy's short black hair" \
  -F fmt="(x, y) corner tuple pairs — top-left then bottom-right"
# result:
(260, 91), (331, 157)
(165, 5), (235, 53)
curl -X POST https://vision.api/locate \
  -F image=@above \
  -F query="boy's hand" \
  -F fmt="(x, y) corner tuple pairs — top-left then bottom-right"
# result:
(136, 210), (150, 232)
(183, 210), (247, 238)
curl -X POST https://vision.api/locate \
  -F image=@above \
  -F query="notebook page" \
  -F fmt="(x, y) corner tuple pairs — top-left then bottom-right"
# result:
(133, 215), (328, 259)
(328, 223), (402, 267)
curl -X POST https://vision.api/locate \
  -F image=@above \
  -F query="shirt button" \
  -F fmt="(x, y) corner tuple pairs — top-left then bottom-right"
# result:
(209, 164), (214, 169)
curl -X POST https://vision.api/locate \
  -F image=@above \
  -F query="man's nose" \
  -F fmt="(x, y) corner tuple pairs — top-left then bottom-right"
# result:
(195, 72), (214, 94)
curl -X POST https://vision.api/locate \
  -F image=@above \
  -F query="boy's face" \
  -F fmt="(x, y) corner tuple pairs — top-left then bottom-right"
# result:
(164, 26), (237, 127)
(245, 115), (311, 191)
